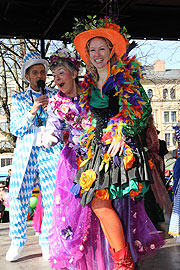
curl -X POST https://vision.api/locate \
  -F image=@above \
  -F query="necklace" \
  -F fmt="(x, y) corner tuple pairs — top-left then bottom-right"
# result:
(30, 90), (44, 127)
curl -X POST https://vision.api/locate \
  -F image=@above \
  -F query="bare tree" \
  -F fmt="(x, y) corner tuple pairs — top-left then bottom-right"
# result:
(0, 38), (58, 152)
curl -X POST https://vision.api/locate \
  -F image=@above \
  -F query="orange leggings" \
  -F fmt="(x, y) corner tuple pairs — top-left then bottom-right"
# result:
(91, 198), (125, 252)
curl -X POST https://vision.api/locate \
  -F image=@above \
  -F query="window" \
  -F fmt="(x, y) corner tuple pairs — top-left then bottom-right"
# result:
(170, 88), (176, 99)
(1, 158), (12, 167)
(163, 88), (168, 99)
(171, 111), (176, 122)
(165, 133), (170, 146)
(164, 111), (169, 123)
(147, 89), (153, 99)
(172, 133), (177, 146)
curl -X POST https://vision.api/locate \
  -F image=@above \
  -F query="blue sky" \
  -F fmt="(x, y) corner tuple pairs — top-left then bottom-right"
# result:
(132, 40), (180, 69)
(48, 39), (180, 70)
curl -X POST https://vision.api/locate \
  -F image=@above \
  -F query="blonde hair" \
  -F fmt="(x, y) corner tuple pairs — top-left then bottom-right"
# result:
(86, 37), (117, 84)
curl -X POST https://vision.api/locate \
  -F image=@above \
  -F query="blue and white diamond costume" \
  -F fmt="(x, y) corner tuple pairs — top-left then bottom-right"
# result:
(7, 52), (63, 256)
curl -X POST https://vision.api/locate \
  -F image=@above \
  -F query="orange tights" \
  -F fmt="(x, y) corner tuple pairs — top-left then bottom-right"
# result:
(91, 198), (125, 252)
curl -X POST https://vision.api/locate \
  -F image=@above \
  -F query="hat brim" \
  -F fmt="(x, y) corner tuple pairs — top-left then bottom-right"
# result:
(21, 59), (48, 83)
(74, 28), (127, 64)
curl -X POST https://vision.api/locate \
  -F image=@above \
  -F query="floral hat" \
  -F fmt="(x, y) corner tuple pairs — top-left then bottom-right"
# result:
(63, 16), (129, 64)
(49, 47), (82, 71)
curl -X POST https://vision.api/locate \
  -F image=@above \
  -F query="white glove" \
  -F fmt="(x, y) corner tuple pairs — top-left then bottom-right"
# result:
(42, 130), (58, 148)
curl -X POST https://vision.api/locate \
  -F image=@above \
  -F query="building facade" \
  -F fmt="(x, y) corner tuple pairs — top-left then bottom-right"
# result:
(142, 60), (180, 154)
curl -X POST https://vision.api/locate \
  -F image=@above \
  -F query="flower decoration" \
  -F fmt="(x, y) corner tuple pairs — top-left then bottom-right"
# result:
(49, 47), (82, 71)
(95, 189), (109, 200)
(129, 183), (144, 199)
(79, 169), (97, 191)
(62, 15), (131, 45)
(148, 158), (154, 170)
(123, 144), (135, 170)
(49, 92), (82, 129)
(60, 225), (73, 240)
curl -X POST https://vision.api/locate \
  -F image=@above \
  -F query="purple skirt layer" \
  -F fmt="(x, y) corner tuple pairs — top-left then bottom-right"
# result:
(49, 144), (113, 269)
(49, 144), (165, 269)
(114, 198), (165, 263)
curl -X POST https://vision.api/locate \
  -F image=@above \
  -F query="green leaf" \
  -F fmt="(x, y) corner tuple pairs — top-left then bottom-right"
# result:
(79, 159), (89, 167)
(99, 161), (105, 172)
(105, 162), (109, 173)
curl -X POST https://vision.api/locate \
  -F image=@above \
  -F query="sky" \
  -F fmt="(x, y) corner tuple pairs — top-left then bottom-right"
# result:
(131, 39), (180, 70)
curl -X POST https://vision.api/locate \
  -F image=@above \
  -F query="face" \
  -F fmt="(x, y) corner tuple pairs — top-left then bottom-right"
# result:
(52, 65), (77, 97)
(88, 37), (111, 71)
(25, 64), (46, 91)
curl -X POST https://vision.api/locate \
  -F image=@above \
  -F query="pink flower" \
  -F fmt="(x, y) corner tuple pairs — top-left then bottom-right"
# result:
(59, 104), (69, 114)
(81, 118), (91, 130)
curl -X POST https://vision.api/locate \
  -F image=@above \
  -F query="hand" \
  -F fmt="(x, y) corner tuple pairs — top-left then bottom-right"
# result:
(107, 136), (126, 157)
(30, 95), (48, 115)
(42, 130), (58, 148)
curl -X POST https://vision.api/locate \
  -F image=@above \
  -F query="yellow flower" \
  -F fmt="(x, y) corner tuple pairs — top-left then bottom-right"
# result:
(103, 152), (111, 164)
(95, 189), (109, 200)
(79, 169), (96, 191)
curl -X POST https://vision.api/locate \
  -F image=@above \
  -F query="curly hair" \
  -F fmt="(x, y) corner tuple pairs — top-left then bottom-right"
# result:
(86, 37), (117, 84)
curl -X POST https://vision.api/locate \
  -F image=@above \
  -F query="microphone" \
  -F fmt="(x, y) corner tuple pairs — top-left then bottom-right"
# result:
(37, 80), (46, 95)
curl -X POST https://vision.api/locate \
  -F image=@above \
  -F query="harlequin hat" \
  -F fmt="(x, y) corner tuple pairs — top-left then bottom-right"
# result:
(74, 28), (126, 64)
(21, 51), (48, 83)
(49, 47), (81, 71)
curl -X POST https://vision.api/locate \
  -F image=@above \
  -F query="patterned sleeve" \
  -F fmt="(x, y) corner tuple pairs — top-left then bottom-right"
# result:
(10, 93), (35, 137)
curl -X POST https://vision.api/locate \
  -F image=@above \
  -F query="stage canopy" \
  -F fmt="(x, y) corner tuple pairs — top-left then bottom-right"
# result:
(0, 0), (180, 41)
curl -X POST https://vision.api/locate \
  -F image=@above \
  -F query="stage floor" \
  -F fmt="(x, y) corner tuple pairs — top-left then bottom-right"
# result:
(1, 220), (180, 270)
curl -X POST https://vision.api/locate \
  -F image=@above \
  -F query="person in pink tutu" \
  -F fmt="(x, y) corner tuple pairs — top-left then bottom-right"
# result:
(42, 47), (114, 270)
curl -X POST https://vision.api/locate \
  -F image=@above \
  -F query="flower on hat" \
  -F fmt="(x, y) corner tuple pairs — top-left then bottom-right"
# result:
(49, 46), (82, 71)
(62, 15), (131, 45)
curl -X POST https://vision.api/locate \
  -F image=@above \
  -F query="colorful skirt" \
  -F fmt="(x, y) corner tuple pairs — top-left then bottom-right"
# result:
(49, 143), (164, 269)
(73, 139), (152, 208)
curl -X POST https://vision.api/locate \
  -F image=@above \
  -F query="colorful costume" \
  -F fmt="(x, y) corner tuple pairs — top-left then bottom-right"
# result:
(69, 55), (164, 265)
(45, 91), (114, 269)
(72, 56), (153, 206)
(9, 84), (62, 249)
(58, 15), (165, 269)
(169, 125), (180, 242)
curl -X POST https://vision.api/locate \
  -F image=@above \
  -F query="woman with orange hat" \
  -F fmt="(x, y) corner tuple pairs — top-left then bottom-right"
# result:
(69, 16), (164, 269)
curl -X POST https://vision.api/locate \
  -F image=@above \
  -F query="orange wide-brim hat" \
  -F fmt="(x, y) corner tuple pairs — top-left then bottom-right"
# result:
(74, 28), (127, 64)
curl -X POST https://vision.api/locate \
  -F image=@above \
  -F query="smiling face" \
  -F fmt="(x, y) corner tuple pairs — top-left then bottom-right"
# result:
(52, 65), (77, 97)
(88, 37), (111, 71)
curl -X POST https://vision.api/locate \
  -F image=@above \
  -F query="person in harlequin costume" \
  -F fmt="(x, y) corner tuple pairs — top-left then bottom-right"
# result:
(42, 48), (114, 270)
(68, 16), (164, 269)
(168, 123), (180, 242)
(6, 52), (63, 262)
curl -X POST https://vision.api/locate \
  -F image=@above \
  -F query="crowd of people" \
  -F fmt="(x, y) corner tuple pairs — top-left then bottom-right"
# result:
(4, 15), (179, 270)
